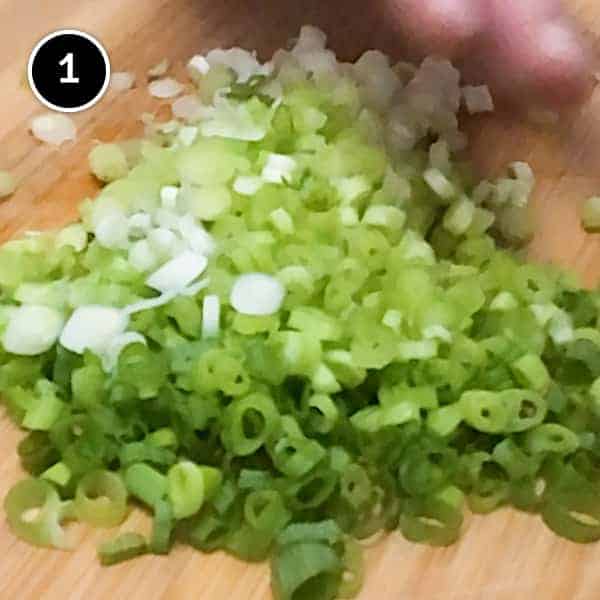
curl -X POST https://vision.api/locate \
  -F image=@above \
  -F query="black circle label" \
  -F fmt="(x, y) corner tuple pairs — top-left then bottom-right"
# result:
(28, 30), (111, 113)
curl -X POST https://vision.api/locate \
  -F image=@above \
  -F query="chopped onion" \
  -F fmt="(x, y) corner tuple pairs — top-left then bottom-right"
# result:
(30, 113), (76, 146)
(89, 144), (129, 183)
(148, 78), (184, 99)
(353, 50), (399, 110)
(199, 95), (277, 141)
(424, 168), (455, 200)
(233, 175), (264, 196)
(2, 305), (64, 356)
(177, 214), (216, 255)
(205, 48), (272, 83)
(188, 55), (210, 77)
(202, 294), (220, 338)
(94, 211), (129, 249)
(462, 85), (494, 114)
(56, 224), (87, 252)
(146, 251), (208, 293)
(261, 153), (297, 184)
(160, 186), (179, 209)
(172, 95), (205, 121)
(128, 239), (158, 272)
(148, 227), (178, 256)
(128, 212), (153, 237)
(60, 306), (128, 354)
(178, 126), (198, 147)
(147, 58), (170, 78)
(110, 72), (135, 92)
(230, 273), (285, 316)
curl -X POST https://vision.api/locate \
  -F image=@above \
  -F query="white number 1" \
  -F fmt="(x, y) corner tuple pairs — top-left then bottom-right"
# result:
(59, 53), (80, 84)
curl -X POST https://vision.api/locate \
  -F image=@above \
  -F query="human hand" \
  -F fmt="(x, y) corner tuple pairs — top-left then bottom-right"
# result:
(385, 0), (590, 107)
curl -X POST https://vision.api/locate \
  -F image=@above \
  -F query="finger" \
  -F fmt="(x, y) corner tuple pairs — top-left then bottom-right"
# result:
(482, 0), (590, 107)
(384, 0), (485, 60)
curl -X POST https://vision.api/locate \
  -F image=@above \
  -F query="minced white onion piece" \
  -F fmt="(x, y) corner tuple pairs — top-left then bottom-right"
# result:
(60, 306), (129, 354)
(2, 305), (64, 356)
(188, 55), (211, 77)
(230, 273), (286, 316)
(148, 78), (184, 99)
(153, 208), (181, 230)
(94, 212), (130, 249)
(160, 186), (179, 209)
(148, 227), (178, 256)
(128, 212), (153, 237)
(146, 250), (208, 293)
(101, 331), (146, 371)
(200, 95), (275, 141)
(178, 126), (198, 147)
(56, 223), (87, 252)
(148, 58), (170, 78)
(424, 168), (455, 200)
(462, 85), (494, 114)
(205, 48), (272, 83)
(110, 72), (135, 92)
(353, 50), (399, 110)
(172, 95), (204, 121)
(128, 239), (158, 272)
(30, 113), (77, 146)
(202, 294), (220, 338)
(233, 175), (264, 196)
(177, 215), (215, 255)
(261, 153), (297, 184)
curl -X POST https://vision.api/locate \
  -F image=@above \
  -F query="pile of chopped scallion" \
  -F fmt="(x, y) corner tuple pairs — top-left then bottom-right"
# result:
(2, 26), (600, 600)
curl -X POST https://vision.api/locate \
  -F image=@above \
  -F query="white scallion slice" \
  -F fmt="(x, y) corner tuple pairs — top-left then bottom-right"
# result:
(147, 58), (170, 78)
(128, 240), (158, 272)
(172, 95), (205, 121)
(462, 85), (494, 114)
(146, 251), (208, 293)
(233, 175), (264, 196)
(178, 126), (198, 147)
(2, 305), (64, 356)
(60, 306), (129, 355)
(160, 186), (179, 209)
(424, 168), (456, 200)
(110, 71), (135, 91)
(261, 153), (297, 184)
(230, 273), (285, 316)
(202, 294), (220, 338)
(187, 55), (211, 77)
(30, 113), (76, 146)
(205, 48), (272, 83)
(148, 78), (184, 99)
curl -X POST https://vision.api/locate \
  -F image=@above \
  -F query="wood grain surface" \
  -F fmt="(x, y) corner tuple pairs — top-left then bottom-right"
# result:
(1, 1), (600, 598)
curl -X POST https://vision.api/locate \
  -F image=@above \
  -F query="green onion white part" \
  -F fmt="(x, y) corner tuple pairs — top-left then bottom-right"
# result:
(30, 113), (77, 146)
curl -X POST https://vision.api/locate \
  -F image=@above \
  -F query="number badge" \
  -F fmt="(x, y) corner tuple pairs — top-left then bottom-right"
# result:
(28, 29), (111, 113)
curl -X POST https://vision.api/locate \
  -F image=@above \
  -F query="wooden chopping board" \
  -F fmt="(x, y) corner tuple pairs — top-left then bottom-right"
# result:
(1, 1), (600, 598)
